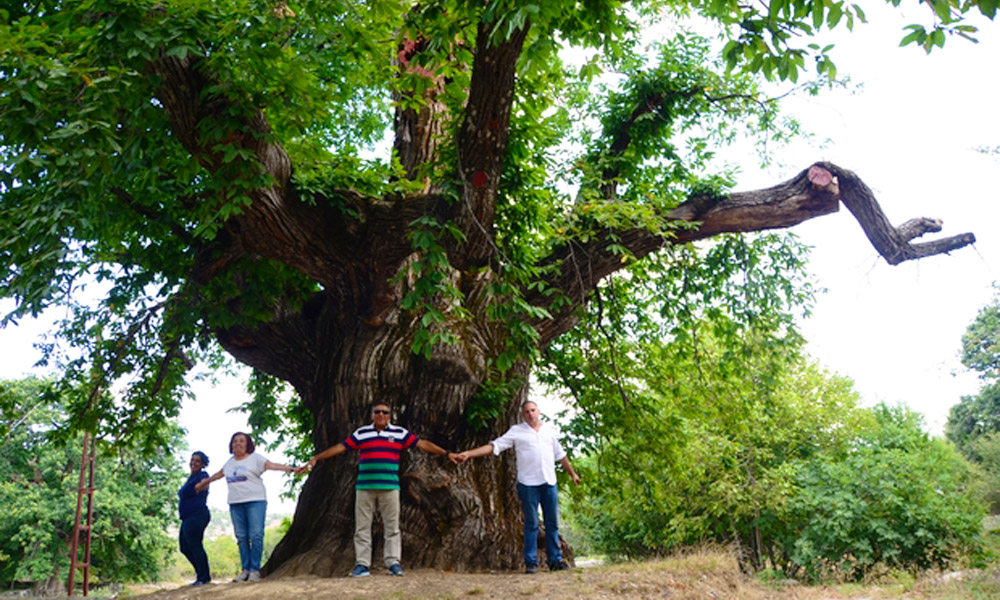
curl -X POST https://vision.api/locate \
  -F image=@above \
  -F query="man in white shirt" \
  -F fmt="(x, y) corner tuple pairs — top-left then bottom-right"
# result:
(456, 401), (581, 573)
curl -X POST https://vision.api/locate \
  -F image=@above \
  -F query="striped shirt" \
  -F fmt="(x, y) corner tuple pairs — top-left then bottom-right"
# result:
(344, 424), (419, 490)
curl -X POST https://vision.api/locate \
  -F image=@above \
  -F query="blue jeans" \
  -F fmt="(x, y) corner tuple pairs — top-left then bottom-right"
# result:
(230, 500), (267, 572)
(179, 510), (211, 582)
(517, 483), (562, 567)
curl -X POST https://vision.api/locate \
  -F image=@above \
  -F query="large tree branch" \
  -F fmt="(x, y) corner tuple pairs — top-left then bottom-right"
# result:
(528, 162), (976, 345)
(215, 294), (324, 390)
(393, 36), (450, 190)
(822, 162), (975, 264)
(449, 21), (530, 270)
(149, 52), (458, 325)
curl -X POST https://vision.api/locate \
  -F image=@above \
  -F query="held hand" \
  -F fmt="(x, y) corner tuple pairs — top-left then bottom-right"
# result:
(448, 452), (465, 465)
(295, 459), (316, 474)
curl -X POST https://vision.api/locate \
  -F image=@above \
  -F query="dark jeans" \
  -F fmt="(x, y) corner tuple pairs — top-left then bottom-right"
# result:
(516, 482), (562, 567)
(179, 510), (211, 583)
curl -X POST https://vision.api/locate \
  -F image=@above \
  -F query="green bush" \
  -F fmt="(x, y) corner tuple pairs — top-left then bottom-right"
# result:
(773, 405), (986, 581)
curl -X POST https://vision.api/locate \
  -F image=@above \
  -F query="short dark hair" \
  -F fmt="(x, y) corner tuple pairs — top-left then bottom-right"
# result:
(191, 451), (209, 468)
(229, 432), (256, 454)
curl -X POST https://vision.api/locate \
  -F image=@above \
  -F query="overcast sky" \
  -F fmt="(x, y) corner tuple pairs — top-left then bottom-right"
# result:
(2, 5), (998, 513)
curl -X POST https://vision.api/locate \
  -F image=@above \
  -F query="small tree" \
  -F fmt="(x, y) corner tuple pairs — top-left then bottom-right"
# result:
(0, 377), (182, 592)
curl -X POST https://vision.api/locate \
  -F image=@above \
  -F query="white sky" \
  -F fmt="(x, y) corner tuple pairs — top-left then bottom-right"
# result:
(2, 5), (998, 513)
(740, 4), (1000, 435)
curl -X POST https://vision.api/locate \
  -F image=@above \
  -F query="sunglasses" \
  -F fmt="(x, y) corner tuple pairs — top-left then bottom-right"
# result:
(372, 409), (391, 415)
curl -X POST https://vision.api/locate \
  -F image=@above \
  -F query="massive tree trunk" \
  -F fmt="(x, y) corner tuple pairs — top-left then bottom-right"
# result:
(145, 13), (976, 577)
(218, 271), (545, 574)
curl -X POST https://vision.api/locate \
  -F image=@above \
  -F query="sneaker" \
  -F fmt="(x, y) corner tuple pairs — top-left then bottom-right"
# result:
(248, 570), (261, 582)
(190, 581), (205, 586)
(349, 564), (370, 577)
(525, 564), (538, 574)
(549, 560), (570, 571)
(388, 563), (404, 576)
(232, 570), (250, 582)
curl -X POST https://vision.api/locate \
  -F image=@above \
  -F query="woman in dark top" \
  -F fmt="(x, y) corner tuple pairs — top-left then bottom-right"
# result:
(178, 451), (212, 585)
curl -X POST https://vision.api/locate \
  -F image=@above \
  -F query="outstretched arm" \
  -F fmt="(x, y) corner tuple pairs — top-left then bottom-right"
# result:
(415, 438), (456, 463)
(296, 442), (348, 473)
(456, 443), (495, 462)
(265, 459), (297, 473)
(194, 468), (224, 493)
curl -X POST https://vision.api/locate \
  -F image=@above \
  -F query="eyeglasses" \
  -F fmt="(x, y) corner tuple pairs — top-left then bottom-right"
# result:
(372, 409), (390, 415)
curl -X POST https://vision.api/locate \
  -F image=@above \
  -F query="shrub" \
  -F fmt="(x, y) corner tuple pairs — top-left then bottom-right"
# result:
(773, 405), (986, 581)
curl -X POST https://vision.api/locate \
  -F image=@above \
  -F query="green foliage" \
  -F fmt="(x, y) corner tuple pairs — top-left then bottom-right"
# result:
(777, 404), (986, 581)
(960, 287), (1000, 380)
(465, 375), (524, 431)
(947, 383), (1000, 455)
(947, 287), (1000, 512)
(712, 0), (995, 80)
(397, 216), (470, 359)
(0, 377), (183, 586)
(544, 232), (823, 559)
(968, 432), (1000, 512)
(545, 237), (984, 578)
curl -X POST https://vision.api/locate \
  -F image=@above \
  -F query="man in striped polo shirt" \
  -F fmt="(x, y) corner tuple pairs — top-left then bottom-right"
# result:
(301, 403), (455, 577)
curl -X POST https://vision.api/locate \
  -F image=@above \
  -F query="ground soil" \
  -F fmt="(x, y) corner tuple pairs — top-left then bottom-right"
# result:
(126, 551), (1000, 600)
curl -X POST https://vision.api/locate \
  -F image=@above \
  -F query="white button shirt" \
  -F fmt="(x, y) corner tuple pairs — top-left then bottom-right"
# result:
(491, 422), (567, 486)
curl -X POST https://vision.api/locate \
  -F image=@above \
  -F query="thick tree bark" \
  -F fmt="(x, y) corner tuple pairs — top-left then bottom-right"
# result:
(252, 294), (537, 574)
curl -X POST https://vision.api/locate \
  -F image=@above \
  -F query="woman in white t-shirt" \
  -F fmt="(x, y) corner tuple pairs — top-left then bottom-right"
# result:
(196, 431), (295, 582)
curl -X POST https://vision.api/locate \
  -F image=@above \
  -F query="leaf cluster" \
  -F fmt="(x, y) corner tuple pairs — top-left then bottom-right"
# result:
(948, 287), (1000, 453)
(777, 404), (985, 581)
(0, 376), (184, 586)
(946, 287), (1000, 510)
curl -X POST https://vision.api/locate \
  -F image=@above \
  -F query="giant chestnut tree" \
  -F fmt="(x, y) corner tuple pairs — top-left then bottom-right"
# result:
(0, 0), (989, 575)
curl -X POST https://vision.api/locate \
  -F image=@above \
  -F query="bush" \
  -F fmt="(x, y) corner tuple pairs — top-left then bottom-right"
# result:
(773, 405), (986, 581)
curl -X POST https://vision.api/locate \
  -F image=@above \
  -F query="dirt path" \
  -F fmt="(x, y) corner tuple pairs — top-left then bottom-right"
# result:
(127, 554), (984, 600)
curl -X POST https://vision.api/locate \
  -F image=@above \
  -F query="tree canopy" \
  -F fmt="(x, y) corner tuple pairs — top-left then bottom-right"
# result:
(1, 0), (986, 435)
